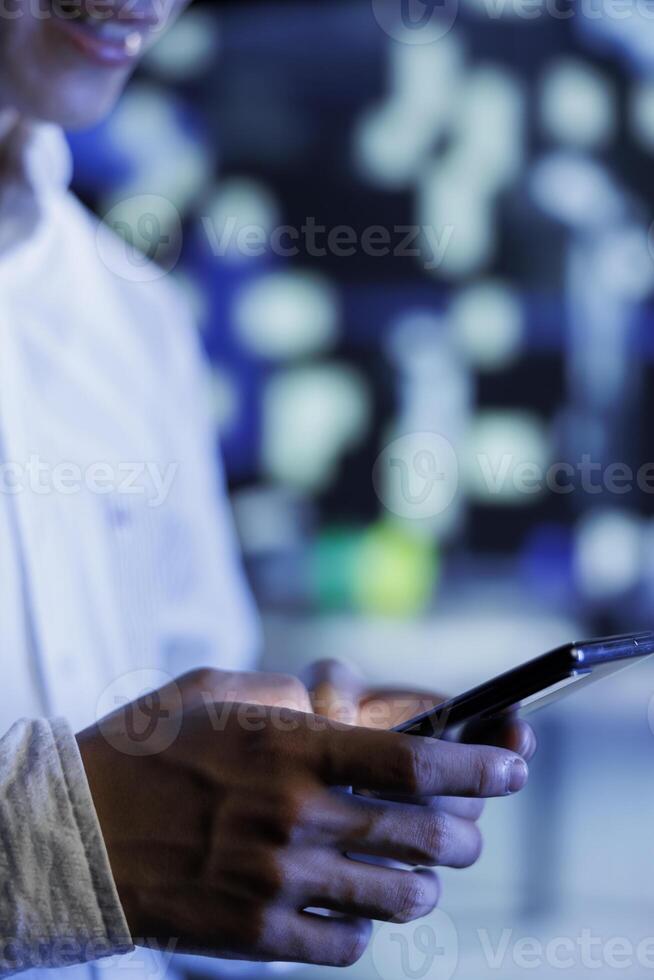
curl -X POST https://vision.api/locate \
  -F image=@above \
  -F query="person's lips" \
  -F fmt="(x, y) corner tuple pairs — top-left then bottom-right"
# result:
(47, 0), (163, 67)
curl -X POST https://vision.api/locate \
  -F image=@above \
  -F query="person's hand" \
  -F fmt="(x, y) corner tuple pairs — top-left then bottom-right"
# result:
(304, 659), (537, 761)
(76, 668), (529, 967)
(304, 658), (536, 830)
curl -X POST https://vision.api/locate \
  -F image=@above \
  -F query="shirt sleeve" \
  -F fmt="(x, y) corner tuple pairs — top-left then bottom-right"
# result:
(0, 718), (134, 977)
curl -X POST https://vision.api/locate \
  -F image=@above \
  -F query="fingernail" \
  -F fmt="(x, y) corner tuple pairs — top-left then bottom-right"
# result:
(507, 758), (528, 794)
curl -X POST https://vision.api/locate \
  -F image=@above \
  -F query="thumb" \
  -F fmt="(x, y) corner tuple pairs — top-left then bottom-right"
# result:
(302, 658), (365, 724)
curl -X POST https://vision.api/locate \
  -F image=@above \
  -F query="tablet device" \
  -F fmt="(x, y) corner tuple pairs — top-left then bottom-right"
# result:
(394, 631), (654, 738)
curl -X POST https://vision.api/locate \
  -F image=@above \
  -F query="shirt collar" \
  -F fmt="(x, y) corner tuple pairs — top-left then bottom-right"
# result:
(0, 118), (73, 258)
(21, 121), (73, 198)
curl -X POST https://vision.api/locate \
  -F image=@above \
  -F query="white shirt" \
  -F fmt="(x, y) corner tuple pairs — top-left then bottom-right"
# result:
(0, 119), (260, 978)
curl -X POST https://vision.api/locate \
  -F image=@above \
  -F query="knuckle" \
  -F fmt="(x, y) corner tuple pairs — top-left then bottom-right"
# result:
(472, 751), (500, 797)
(414, 814), (448, 866)
(267, 810), (296, 847)
(266, 785), (309, 844)
(253, 851), (286, 902)
(334, 872), (361, 909)
(228, 906), (268, 951)
(274, 674), (311, 710)
(394, 740), (432, 795)
(181, 666), (223, 697)
(210, 841), (286, 908)
(349, 799), (380, 846)
(335, 925), (371, 967)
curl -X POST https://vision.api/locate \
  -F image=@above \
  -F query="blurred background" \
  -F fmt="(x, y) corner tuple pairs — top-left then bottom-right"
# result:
(68, 0), (654, 976)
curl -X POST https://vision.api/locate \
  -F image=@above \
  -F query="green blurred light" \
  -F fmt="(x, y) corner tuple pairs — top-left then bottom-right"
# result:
(312, 523), (439, 617)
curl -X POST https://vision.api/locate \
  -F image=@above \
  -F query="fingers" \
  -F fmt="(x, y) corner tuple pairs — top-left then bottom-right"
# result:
(508, 720), (537, 760)
(302, 659), (447, 730)
(137, 883), (373, 968)
(303, 659), (365, 724)
(359, 690), (445, 731)
(461, 716), (538, 761)
(334, 795), (483, 868)
(178, 668), (313, 714)
(283, 912), (372, 968)
(301, 858), (441, 923)
(364, 791), (485, 818)
(429, 795), (485, 821)
(314, 724), (529, 798)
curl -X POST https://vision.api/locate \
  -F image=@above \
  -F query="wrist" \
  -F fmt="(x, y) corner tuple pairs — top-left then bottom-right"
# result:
(75, 728), (140, 939)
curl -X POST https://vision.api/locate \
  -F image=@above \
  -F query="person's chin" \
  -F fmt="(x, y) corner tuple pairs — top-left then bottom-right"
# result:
(5, 3), (166, 129)
(33, 68), (132, 130)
